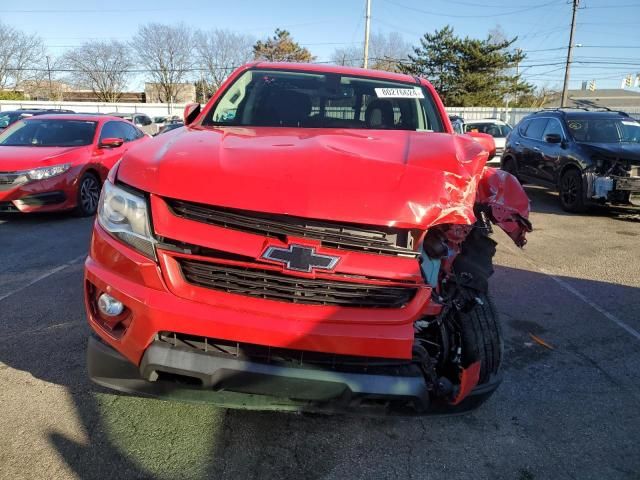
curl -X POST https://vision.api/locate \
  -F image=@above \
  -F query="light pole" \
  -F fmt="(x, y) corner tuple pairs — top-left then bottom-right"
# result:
(45, 55), (53, 100)
(363, 0), (371, 69)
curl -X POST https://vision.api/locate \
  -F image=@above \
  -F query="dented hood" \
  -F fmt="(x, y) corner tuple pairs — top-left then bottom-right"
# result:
(580, 142), (640, 164)
(117, 126), (490, 229)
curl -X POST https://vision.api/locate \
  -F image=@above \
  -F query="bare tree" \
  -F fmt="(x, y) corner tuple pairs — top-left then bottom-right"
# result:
(61, 41), (132, 102)
(331, 32), (410, 72)
(131, 23), (194, 103)
(195, 29), (254, 95)
(0, 22), (45, 90)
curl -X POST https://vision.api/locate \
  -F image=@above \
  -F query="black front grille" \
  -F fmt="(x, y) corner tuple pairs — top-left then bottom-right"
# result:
(158, 332), (417, 375)
(166, 198), (417, 257)
(179, 258), (417, 308)
(19, 191), (66, 206)
(0, 201), (18, 212)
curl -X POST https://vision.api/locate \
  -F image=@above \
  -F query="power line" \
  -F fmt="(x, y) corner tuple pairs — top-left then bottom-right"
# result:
(584, 3), (640, 8)
(382, 0), (561, 18)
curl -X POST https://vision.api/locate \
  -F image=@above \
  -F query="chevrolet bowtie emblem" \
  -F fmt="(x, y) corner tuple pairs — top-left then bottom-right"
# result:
(261, 245), (340, 273)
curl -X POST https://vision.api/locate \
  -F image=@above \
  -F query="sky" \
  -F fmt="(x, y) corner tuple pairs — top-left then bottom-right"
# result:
(1, 0), (639, 92)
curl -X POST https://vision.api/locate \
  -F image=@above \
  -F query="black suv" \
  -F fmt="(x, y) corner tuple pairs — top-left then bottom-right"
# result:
(502, 109), (640, 212)
(0, 108), (75, 132)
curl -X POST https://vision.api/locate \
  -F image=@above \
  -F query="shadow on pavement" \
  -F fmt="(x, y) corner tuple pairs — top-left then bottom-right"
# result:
(524, 184), (640, 222)
(0, 211), (79, 224)
(1, 242), (640, 479)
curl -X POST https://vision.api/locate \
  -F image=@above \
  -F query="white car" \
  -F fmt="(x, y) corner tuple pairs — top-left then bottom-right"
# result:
(464, 119), (513, 165)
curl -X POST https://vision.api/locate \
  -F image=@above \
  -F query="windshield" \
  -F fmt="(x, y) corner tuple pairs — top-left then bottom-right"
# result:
(0, 119), (97, 147)
(566, 117), (640, 143)
(204, 69), (445, 132)
(465, 122), (512, 137)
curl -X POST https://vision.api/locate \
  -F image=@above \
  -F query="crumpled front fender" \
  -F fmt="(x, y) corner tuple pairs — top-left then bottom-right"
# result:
(476, 167), (532, 247)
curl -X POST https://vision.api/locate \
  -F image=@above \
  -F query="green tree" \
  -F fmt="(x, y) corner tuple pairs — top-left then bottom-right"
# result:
(399, 26), (533, 107)
(0, 91), (25, 100)
(253, 29), (315, 63)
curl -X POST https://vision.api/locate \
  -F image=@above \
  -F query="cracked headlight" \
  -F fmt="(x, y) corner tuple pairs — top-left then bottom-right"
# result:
(27, 163), (71, 181)
(97, 180), (156, 259)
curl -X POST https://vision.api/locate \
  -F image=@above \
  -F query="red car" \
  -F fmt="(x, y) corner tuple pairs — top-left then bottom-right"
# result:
(0, 114), (149, 216)
(85, 63), (532, 414)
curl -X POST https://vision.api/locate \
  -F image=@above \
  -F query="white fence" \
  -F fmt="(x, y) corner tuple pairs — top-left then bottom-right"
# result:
(2, 100), (639, 125)
(446, 107), (640, 125)
(0, 100), (187, 117)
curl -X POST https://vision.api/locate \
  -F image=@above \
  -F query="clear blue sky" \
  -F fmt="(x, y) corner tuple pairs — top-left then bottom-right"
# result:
(1, 0), (639, 91)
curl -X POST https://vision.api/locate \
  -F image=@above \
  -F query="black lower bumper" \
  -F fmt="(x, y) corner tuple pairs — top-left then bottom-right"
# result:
(87, 335), (500, 415)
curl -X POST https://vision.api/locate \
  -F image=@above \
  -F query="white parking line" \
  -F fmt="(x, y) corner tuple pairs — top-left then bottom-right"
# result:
(0, 254), (86, 303)
(506, 246), (640, 342)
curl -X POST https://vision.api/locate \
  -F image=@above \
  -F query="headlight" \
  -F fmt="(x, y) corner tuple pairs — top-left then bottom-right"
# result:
(27, 163), (71, 181)
(97, 180), (156, 259)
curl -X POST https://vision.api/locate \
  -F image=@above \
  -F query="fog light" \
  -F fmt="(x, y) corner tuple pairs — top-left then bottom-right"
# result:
(98, 293), (124, 317)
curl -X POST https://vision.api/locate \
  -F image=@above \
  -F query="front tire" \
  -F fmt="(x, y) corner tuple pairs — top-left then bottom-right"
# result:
(75, 172), (101, 217)
(501, 156), (521, 183)
(457, 292), (503, 385)
(559, 168), (587, 213)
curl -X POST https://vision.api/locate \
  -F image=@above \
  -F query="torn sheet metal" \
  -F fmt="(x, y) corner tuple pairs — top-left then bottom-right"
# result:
(476, 167), (532, 247)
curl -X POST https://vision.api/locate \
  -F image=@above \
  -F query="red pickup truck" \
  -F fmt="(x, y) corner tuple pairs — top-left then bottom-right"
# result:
(85, 62), (531, 414)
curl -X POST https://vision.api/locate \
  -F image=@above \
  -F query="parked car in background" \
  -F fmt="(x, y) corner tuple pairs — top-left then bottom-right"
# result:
(502, 108), (640, 212)
(85, 62), (532, 415)
(0, 114), (149, 216)
(108, 112), (155, 136)
(464, 119), (512, 165)
(0, 109), (75, 132)
(156, 121), (184, 135)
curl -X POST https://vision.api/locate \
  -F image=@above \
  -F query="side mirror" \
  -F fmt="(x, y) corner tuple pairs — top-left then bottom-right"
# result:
(466, 131), (496, 160)
(183, 103), (201, 126)
(544, 133), (562, 144)
(99, 137), (124, 149)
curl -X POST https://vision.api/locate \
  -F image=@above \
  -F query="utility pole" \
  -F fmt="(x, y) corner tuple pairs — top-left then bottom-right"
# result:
(363, 0), (371, 69)
(561, 0), (579, 107)
(45, 55), (53, 100)
(515, 48), (522, 106)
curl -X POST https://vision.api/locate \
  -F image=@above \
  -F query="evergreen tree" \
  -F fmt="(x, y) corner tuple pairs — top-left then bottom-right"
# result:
(400, 26), (533, 107)
(253, 29), (315, 63)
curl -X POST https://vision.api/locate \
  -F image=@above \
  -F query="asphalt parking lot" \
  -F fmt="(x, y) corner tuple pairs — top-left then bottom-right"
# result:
(1, 186), (639, 480)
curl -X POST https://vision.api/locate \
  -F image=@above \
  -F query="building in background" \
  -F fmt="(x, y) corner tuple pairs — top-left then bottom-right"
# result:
(543, 89), (640, 109)
(144, 83), (196, 104)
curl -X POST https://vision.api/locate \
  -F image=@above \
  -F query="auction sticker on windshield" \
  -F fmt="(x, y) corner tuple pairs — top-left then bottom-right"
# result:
(375, 87), (424, 99)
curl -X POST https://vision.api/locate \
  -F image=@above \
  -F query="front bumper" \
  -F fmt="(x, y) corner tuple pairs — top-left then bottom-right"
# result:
(615, 176), (640, 193)
(85, 222), (429, 365)
(88, 334), (500, 415)
(0, 168), (80, 213)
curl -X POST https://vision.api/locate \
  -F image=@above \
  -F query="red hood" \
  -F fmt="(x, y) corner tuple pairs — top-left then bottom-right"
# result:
(117, 127), (489, 229)
(0, 145), (89, 171)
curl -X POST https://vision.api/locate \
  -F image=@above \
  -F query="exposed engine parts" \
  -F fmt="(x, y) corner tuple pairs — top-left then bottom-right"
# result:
(412, 167), (531, 407)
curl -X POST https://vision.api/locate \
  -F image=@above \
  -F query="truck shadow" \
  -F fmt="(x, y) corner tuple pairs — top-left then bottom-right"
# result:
(1, 246), (640, 479)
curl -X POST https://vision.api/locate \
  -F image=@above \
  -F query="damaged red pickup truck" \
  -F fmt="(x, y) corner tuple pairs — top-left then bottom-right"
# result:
(85, 63), (532, 414)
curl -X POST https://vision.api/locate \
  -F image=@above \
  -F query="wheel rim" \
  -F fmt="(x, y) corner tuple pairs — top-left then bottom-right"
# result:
(561, 174), (578, 206)
(80, 176), (100, 213)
